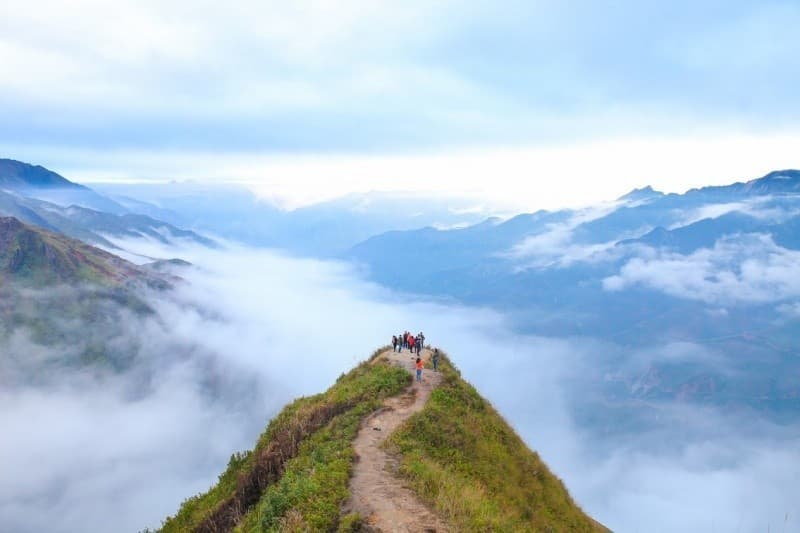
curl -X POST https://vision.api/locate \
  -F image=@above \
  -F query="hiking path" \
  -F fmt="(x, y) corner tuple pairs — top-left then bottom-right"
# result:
(343, 347), (448, 532)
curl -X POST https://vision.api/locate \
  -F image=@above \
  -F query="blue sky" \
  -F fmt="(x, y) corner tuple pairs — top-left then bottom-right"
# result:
(1, 0), (799, 207)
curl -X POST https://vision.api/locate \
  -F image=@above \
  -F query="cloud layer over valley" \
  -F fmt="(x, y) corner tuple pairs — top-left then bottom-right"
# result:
(604, 234), (800, 304)
(1, 239), (798, 532)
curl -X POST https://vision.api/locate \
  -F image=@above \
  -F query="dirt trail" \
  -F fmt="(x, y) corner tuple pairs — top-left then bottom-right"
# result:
(344, 348), (448, 532)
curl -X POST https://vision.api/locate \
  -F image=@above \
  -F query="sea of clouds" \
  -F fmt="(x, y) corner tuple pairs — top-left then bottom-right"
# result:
(1, 238), (798, 532)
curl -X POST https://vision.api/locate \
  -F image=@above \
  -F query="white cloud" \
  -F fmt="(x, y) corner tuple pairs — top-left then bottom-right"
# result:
(574, 440), (800, 533)
(668, 197), (798, 229)
(604, 234), (800, 304)
(506, 202), (639, 268)
(0, 373), (253, 533)
(668, 201), (753, 229)
(632, 341), (726, 368)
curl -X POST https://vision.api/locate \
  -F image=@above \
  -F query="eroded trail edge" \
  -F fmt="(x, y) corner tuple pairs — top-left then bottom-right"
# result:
(344, 348), (448, 532)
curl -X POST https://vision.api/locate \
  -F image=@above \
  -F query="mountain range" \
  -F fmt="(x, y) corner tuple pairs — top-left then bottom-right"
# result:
(93, 182), (499, 255)
(4, 158), (800, 416)
(0, 159), (215, 249)
(0, 158), (128, 214)
(348, 169), (800, 318)
(347, 170), (800, 428)
(4, 159), (799, 424)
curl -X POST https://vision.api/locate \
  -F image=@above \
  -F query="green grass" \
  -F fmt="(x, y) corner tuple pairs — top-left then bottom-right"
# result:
(387, 351), (609, 532)
(160, 448), (255, 533)
(160, 347), (607, 532)
(237, 398), (379, 532)
(160, 348), (409, 532)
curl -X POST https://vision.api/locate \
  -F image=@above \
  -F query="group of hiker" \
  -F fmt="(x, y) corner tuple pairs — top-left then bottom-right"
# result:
(393, 331), (424, 354)
(391, 332), (439, 383)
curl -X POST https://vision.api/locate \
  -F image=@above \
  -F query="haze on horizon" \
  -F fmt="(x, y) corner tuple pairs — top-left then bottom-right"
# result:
(2, 0), (800, 210)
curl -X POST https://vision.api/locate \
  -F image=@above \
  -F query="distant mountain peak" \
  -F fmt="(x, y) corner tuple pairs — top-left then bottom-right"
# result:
(619, 185), (664, 202)
(689, 169), (800, 197)
(757, 169), (800, 179)
(0, 158), (83, 190)
(750, 169), (800, 186)
(0, 158), (134, 215)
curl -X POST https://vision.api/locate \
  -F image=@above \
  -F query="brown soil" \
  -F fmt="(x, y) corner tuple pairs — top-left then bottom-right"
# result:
(343, 348), (448, 532)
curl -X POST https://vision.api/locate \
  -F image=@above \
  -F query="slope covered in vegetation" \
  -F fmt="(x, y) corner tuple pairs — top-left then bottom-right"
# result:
(0, 216), (175, 373)
(0, 216), (166, 287)
(160, 349), (410, 532)
(159, 348), (607, 532)
(388, 351), (608, 532)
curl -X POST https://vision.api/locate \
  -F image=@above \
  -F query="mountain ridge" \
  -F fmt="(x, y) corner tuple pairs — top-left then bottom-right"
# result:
(616, 169), (800, 203)
(0, 160), (215, 248)
(687, 168), (800, 197)
(159, 348), (607, 532)
(0, 158), (83, 189)
(618, 185), (664, 202)
(0, 158), (129, 214)
(0, 215), (169, 288)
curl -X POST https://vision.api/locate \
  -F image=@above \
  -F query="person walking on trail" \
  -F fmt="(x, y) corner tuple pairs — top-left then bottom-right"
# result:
(392, 335), (398, 352)
(432, 348), (439, 372)
(415, 357), (423, 383)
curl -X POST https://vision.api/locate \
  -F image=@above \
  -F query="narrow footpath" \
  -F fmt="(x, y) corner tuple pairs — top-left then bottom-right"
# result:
(344, 348), (449, 532)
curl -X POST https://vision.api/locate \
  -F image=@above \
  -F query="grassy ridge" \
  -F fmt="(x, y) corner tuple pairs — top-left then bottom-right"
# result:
(387, 352), (608, 532)
(235, 395), (379, 532)
(161, 348), (607, 532)
(160, 348), (409, 532)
